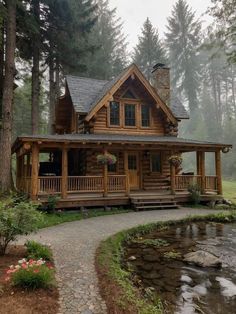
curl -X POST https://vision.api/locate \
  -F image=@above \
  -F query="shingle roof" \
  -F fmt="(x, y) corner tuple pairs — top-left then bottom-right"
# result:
(66, 66), (189, 119)
(170, 96), (189, 119)
(15, 133), (232, 149)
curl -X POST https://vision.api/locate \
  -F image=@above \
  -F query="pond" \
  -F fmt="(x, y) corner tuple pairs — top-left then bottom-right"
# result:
(123, 222), (236, 314)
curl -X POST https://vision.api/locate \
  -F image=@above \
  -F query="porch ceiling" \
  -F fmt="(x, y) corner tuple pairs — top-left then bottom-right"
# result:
(12, 133), (232, 153)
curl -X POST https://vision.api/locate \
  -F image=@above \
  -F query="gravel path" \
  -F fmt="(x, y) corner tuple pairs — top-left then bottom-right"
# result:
(21, 208), (220, 314)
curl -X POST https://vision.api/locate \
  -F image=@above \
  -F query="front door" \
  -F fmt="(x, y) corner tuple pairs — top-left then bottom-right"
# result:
(127, 152), (140, 190)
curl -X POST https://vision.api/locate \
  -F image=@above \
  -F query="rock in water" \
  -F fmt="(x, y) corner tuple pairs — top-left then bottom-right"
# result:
(184, 250), (222, 268)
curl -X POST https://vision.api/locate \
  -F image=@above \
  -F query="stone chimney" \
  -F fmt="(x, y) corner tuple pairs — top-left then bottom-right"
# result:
(152, 63), (170, 105)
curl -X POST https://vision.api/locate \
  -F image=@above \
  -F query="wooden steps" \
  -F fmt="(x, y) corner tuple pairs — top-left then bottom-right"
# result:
(131, 195), (179, 211)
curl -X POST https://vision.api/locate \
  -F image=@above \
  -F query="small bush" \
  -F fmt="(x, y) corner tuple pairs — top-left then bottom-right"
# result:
(0, 200), (43, 255)
(5, 259), (54, 289)
(188, 183), (201, 205)
(25, 241), (53, 261)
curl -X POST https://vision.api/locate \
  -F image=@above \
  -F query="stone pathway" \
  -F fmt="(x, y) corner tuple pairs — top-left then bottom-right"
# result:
(20, 208), (220, 314)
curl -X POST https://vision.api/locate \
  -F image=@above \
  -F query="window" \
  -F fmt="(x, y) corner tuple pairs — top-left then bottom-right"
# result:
(125, 104), (136, 126)
(110, 102), (120, 126)
(128, 155), (137, 170)
(141, 105), (150, 127)
(151, 153), (162, 172)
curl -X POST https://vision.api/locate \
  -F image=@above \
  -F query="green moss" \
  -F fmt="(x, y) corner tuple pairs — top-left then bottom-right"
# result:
(132, 238), (169, 247)
(163, 250), (181, 259)
(96, 211), (236, 314)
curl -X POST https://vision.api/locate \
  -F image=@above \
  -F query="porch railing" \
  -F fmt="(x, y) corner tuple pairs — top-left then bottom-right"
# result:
(68, 176), (104, 193)
(38, 176), (62, 194)
(175, 175), (201, 191)
(38, 175), (127, 194)
(205, 176), (218, 191)
(108, 175), (126, 192)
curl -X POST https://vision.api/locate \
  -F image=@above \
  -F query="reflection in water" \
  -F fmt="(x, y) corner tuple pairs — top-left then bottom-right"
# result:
(124, 222), (236, 314)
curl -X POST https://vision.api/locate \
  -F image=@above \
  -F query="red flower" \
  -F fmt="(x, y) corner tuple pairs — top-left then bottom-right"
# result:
(33, 269), (39, 273)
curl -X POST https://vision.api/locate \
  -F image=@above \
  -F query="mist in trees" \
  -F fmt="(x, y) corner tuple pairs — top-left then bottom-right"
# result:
(0, 0), (236, 192)
(133, 18), (167, 81)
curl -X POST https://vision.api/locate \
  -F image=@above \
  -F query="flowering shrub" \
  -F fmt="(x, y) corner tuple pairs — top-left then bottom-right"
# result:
(5, 258), (54, 289)
(25, 240), (53, 261)
(97, 153), (117, 165)
(168, 155), (183, 167)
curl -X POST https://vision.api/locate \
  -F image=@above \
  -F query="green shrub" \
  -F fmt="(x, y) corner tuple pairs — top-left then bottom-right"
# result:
(11, 264), (54, 289)
(25, 241), (53, 261)
(0, 200), (43, 255)
(188, 183), (201, 205)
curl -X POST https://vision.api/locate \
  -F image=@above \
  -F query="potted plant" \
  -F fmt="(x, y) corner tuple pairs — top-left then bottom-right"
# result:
(97, 153), (117, 165)
(168, 155), (183, 167)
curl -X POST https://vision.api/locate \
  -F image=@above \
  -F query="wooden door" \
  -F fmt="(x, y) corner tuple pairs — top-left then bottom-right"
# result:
(127, 152), (140, 190)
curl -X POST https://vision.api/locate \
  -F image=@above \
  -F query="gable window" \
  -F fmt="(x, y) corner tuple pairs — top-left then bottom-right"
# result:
(151, 153), (162, 173)
(110, 101), (120, 126)
(141, 105), (150, 127)
(125, 104), (136, 126)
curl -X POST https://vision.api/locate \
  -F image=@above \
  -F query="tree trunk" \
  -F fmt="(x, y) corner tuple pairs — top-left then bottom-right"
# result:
(0, 0), (16, 193)
(0, 20), (5, 132)
(49, 54), (55, 134)
(31, 0), (40, 134)
(55, 56), (60, 99)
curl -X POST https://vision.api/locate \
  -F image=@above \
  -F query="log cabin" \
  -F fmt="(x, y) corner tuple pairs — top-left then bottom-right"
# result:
(12, 63), (232, 209)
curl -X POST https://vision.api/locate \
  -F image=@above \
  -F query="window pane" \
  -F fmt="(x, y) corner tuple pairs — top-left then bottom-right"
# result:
(141, 105), (150, 127)
(151, 154), (161, 172)
(128, 155), (137, 170)
(125, 104), (136, 126)
(110, 102), (120, 125)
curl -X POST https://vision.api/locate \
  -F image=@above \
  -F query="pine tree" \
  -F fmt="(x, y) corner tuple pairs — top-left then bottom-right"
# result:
(133, 18), (167, 80)
(83, 0), (128, 80)
(165, 0), (201, 114)
(0, 0), (16, 192)
(209, 0), (236, 64)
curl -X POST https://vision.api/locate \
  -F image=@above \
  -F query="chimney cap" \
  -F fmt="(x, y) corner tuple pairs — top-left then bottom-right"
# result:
(152, 63), (169, 72)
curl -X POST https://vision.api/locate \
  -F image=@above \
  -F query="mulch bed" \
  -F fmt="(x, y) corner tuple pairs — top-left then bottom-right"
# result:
(0, 245), (59, 314)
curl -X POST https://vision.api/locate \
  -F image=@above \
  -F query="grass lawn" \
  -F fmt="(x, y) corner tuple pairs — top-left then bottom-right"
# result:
(223, 180), (236, 202)
(37, 209), (131, 229)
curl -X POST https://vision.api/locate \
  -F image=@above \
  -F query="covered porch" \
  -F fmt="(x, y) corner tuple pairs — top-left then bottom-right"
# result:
(12, 134), (232, 207)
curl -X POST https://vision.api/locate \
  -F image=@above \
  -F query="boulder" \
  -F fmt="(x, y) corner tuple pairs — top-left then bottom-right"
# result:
(183, 250), (222, 268)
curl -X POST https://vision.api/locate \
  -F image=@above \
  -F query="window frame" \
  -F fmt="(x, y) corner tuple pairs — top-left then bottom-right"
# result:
(108, 101), (121, 127)
(150, 152), (162, 173)
(124, 102), (137, 128)
(141, 104), (151, 128)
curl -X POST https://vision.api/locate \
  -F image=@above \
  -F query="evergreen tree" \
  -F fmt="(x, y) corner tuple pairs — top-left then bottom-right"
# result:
(165, 0), (201, 114)
(83, 0), (128, 80)
(209, 0), (236, 64)
(0, 0), (16, 192)
(133, 18), (167, 80)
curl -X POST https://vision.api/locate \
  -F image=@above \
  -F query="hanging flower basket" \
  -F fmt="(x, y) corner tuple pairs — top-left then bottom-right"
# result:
(168, 155), (183, 167)
(97, 153), (117, 165)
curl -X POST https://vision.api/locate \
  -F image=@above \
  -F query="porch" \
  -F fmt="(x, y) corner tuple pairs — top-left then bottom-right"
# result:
(12, 133), (231, 208)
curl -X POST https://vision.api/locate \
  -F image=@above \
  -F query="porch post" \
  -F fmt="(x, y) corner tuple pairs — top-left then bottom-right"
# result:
(215, 150), (223, 195)
(170, 151), (175, 194)
(103, 149), (108, 197)
(200, 151), (205, 194)
(61, 146), (68, 199)
(196, 151), (201, 176)
(124, 151), (130, 196)
(26, 154), (31, 176)
(31, 143), (39, 200)
(16, 155), (21, 190)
